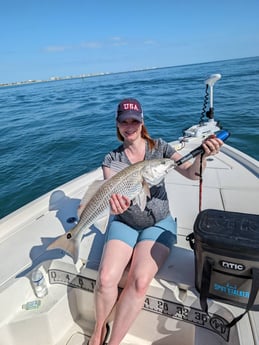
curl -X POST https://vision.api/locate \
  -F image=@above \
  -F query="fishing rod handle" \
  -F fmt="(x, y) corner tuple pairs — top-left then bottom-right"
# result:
(176, 130), (230, 166)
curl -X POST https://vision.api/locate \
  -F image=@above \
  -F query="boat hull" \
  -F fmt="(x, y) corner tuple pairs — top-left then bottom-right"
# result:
(0, 143), (258, 345)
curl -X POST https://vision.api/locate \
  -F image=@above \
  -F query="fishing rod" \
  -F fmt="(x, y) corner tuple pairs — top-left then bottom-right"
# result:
(176, 129), (230, 213)
(175, 129), (230, 166)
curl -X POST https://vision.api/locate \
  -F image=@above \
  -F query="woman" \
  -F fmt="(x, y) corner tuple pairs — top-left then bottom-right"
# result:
(89, 98), (223, 345)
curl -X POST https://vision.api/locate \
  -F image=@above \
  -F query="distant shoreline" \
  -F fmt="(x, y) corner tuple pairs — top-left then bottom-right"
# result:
(0, 67), (158, 88)
(1, 56), (257, 88)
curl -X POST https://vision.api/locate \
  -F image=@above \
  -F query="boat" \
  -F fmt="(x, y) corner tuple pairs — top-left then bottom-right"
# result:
(0, 74), (258, 345)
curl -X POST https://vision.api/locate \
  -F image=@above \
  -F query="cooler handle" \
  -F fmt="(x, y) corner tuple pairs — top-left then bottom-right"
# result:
(200, 256), (215, 314)
(228, 267), (259, 327)
(200, 257), (259, 328)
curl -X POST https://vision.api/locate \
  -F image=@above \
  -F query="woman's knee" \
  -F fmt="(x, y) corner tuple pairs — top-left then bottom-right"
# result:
(97, 266), (121, 291)
(130, 274), (152, 297)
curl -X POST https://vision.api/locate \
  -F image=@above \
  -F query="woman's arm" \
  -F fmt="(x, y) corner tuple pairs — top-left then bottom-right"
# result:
(103, 165), (113, 180)
(171, 135), (223, 180)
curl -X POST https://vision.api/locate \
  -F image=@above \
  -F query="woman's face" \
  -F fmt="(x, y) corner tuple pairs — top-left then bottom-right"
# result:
(117, 118), (143, 142)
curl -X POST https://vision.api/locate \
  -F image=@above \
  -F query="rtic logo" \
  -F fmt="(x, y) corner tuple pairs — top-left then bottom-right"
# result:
(220, 260), (245, 271)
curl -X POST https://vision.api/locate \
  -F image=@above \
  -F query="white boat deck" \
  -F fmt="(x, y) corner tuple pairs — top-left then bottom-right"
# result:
(0, 142), (258, 345)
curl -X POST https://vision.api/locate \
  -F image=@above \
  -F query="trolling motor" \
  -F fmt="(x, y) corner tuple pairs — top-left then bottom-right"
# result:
(181, 73), (222, 140)
(178, 74), (229, 213)
(204, 73), (221, 119)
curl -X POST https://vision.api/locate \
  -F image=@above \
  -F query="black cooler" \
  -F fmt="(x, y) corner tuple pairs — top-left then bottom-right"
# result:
(190, 209), (259, 326)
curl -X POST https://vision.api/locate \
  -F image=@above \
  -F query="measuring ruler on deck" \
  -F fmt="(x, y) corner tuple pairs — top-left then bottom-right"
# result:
(48, 268), (230, 341)
(49, 268), (95, 292)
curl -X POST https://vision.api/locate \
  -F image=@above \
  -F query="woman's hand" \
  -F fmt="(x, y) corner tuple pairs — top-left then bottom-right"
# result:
(109, 194), (131, 214)
(202, 135), (223, 157)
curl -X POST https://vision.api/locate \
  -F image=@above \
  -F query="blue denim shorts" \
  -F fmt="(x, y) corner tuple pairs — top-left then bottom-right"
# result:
(105, 215), (177, 249)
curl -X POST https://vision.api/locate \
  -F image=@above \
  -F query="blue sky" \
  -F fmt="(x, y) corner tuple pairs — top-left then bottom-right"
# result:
(1, 0), (259, 84)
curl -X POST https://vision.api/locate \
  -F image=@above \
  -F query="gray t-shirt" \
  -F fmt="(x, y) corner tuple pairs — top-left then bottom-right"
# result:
(102, 138), (176, 230)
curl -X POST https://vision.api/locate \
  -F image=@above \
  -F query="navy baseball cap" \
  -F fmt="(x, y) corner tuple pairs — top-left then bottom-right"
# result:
(116, 98), (144, 123)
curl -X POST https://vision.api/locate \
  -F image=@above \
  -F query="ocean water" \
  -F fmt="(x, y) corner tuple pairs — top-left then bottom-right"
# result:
(0, 57), (258, 219)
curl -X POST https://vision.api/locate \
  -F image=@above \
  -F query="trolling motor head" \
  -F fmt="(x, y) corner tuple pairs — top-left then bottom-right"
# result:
(205, 73), (221, 88)
(205, 73), (222, 119)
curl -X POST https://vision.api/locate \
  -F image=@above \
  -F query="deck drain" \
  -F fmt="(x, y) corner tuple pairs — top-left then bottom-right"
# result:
(67, 217), (77, 224)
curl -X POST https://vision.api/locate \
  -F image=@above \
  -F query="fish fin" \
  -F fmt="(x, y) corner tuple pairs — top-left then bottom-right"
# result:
(47, 233), (80, 264)
(110, 161), (129, 173)
(143, 180), (151, 198)
(134, 181), (150, 211)
(133, 193), (146, 211)
(78, 180), (104, 218)
(93, 211), (110, 234)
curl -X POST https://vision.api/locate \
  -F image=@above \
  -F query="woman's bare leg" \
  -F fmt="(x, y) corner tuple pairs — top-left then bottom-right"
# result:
(89, 240), (133, 345)
(108, 241), (170, 345)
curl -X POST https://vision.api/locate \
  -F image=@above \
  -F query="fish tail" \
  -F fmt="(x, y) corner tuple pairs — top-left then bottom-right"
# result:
(47, 233), (79, 263)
